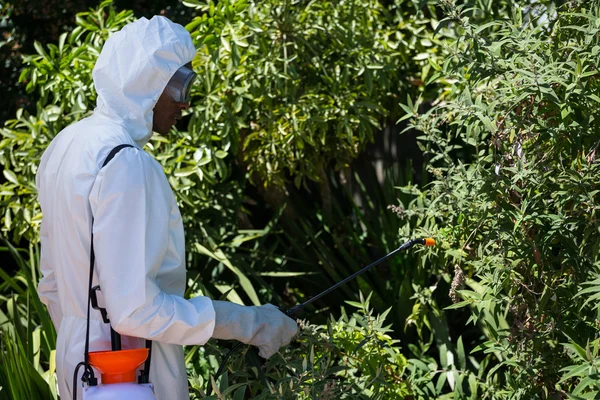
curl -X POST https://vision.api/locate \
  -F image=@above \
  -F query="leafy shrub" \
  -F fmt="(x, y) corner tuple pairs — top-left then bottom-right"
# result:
(0, 1), (134, 244)
(0, 241), (58, 399)
(184, 0), (420, 188)
(399, 0), (600, 397)
(187, 293), (411, 399)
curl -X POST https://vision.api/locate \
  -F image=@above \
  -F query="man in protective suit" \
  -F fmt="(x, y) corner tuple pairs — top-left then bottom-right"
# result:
(36, 16), (298, 400)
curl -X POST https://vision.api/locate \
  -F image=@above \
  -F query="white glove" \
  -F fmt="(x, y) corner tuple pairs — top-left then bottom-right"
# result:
(211, 301), (298, 359)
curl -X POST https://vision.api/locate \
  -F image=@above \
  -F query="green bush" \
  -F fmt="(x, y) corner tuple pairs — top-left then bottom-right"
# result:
(400, 0), (600, 397)
(0, 241), (58, 399)
(187, 293), (411, 399)
(183, 0), (424, 188)
(0, 1), (134, 245)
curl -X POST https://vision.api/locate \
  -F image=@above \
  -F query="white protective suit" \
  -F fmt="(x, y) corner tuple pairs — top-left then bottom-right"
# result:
(36, 16), (216, 400)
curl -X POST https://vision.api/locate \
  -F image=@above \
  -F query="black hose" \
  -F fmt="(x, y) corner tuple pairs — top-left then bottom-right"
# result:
(73, 362), (84, 400)
(73, 359), (98, 400)
(206, 342), (244, 396)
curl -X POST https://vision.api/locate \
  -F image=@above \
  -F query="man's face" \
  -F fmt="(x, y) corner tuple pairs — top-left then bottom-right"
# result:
(152, 91), (189, 135)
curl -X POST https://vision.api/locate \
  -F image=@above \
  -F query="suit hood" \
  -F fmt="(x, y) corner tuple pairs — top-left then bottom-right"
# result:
(92, 16), (196, 146)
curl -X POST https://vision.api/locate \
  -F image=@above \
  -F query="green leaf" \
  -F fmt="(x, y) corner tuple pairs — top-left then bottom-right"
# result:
(174, 167), (196, 177)
(215, 150), (228, 159)
(185, 17), (203, 32)
(194, 243), (260, 306)
(457, 336), (466, 370)
(572, 376), (598, 395)
(3, 170), (18, 185)
(563, 342), (590, 362)
(33, 41), (48, 59)
(58, 33), (67, 54)
(202, 34), (217, 45)
(588, 94), (600, 104)
(444, 300), (472, 310)
(559, 364), (591, 382)
(221, 36), (231, 52)
(475, 112), (495, 133)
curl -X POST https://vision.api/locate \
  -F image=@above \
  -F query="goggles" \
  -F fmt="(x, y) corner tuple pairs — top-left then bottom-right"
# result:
(164, 64), (196, 103)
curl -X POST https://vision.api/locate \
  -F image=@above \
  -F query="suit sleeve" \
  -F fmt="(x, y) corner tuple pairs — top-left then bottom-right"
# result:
(37, 219), (63, 332)
(89, 147), (215, 345)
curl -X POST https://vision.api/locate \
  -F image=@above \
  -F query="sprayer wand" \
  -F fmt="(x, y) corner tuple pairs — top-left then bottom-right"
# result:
(206, 237), (435, 396)
(284, 237), (435, 317)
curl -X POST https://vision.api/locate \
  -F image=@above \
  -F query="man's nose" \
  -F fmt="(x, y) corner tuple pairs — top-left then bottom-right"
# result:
(178, 102), (190, 110)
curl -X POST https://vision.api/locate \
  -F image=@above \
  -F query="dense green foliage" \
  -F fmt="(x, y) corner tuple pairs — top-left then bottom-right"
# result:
(187, 293), (412, 399)
(400, 0), (600, 397)
(0, 241), (57, 399)
(2, 0), (600, 399)
(0, 0), (442, 397)
(185, 0), (410, 187)
(0, 0), (199, 125)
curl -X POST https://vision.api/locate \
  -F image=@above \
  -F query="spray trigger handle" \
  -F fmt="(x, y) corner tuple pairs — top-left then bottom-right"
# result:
(278, 306), (298, 320)
(90, 285), (110, 324)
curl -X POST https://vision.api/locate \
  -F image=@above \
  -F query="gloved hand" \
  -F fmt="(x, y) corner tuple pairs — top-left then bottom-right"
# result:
(211, 300), (298, 359)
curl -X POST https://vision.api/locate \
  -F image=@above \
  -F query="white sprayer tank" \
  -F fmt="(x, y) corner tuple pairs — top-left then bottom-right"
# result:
(83, 382), (155, 399)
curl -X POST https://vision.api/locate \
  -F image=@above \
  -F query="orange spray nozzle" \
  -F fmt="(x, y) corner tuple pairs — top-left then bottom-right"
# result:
(423, 238), (436, 246)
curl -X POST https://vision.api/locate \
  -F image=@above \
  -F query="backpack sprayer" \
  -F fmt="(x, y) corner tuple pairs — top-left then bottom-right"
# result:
(72, 145), (156, 400)
(207, 237), (435, 396)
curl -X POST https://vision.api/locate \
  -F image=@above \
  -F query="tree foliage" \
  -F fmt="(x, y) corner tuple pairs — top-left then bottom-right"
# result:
(184, 0), (422, 188)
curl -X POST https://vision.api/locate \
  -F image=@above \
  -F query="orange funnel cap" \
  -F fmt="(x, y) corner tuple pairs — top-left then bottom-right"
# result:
(89, 348), (148, 384)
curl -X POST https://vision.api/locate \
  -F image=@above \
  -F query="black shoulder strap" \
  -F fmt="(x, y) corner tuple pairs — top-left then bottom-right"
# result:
(102, 144), (135, 168)
(83, 144), (153, 386)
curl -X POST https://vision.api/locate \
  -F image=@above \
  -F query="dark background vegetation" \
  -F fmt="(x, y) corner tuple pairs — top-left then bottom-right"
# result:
(1, 0), (196, 124)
